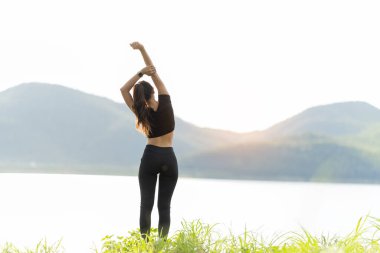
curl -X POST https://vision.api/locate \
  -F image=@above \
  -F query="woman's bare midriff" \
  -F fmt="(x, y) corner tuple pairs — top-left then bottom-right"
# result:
(147, 131), (174, 147)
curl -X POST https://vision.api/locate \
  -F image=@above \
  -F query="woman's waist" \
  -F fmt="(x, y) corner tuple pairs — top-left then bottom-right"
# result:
(147, 131), (174, 147)
(144, 144), (174, 154)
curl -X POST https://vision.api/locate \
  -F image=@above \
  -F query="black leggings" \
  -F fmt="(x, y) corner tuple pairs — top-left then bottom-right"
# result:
(138, 144), (178, 237)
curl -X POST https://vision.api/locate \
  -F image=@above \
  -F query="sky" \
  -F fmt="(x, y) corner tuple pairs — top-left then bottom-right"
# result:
(0, 0), (379, 133)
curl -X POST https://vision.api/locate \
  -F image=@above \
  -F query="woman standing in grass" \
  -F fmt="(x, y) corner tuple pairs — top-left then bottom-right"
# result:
(120, 42), (178, 239)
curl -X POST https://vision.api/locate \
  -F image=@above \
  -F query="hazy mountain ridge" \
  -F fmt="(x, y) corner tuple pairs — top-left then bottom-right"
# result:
(0, 83), (245, 171)
(181, 134), (380, 183)
(0, 83), (137, 165)
(1, 83), (380, 183)
(265, 101), (380, 138)
(181, 101), (380, 183)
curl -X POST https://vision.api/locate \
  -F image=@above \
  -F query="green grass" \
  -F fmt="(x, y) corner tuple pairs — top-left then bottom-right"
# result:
(3, 216), (380, 253)
(0, 238), (64, 253)
(97, 216), (380, 253)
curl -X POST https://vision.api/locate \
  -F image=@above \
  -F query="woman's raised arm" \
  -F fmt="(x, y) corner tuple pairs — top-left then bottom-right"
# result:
(130, 42), (153, 66)
(130, 42), (169, 95)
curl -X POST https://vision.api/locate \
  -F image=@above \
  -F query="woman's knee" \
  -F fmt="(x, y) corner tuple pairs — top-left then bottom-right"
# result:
(157, 201), (170, 213)
(141, 199), (155, 211)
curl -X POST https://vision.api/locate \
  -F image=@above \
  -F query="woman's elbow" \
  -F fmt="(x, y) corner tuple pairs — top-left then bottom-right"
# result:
(120, 87), (128, 94)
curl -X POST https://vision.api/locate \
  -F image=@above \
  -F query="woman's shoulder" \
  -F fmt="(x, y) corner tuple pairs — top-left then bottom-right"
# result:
(157, 94), (172, 111)
(158, 94), (171, 102)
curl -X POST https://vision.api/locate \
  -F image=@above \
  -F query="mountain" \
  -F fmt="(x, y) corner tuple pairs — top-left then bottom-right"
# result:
(181, 102), (380, 183)
(180, 136), (380, 183)
(265, 101), (380, 137)
(1, 83), (380, 183)
(0, 83), (243, 174)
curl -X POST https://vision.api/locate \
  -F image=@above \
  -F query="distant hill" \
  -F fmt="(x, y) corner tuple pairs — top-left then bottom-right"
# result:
(180, 136), (380, 183)
(265, 101), (380, 137)
(0, 83), (243, 174)
(1, 83), (380, 183)
(181, 102), (380, 183)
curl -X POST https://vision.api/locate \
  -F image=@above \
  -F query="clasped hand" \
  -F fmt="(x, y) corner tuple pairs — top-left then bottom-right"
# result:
(141, 65), (156, 76)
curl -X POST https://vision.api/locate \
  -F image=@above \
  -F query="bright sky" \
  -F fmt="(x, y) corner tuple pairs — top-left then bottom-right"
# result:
(0, 0), (379, 132)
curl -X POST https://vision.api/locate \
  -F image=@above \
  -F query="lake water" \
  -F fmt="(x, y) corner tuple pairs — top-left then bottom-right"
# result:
(1, 173), (380, 252)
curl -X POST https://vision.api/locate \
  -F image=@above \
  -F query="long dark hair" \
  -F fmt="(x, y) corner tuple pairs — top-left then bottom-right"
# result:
(132, 80), (154, 136)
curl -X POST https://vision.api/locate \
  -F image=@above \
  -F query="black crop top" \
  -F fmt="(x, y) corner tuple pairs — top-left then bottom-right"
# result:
(147, 94), (175, 138)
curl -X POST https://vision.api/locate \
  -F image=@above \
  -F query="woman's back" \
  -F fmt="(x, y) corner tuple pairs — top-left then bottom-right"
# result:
(147, 94), (175, 147)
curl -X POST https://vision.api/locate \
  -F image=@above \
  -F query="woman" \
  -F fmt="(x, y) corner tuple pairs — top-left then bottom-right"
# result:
(120, 42), (178, 239)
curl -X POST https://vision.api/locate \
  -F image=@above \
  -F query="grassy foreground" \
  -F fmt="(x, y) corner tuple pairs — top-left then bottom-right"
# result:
(2, 216), (380, 253)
